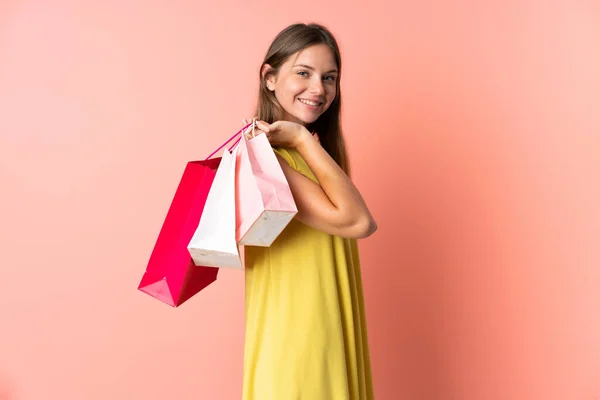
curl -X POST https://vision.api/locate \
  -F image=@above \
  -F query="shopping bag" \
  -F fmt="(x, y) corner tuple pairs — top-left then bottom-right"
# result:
(138, 125), (251, 306)
(186, 125), (254, 269)
(235, 122), (298, 246)
(137, 159), (220, 307)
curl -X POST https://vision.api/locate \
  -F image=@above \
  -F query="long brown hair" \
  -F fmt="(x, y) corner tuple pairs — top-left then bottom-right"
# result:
(255, 23), (350, 175)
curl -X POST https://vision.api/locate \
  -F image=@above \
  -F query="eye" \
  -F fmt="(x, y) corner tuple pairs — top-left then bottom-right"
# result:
(323, 75), (336, 82)
(297, 71), (309, 77)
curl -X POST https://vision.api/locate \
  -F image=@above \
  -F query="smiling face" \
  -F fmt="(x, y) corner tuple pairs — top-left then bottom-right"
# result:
(263, 43), (339, 125)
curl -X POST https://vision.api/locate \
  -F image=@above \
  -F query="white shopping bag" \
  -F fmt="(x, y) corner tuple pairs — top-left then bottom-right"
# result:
(187, 146), (242, 269)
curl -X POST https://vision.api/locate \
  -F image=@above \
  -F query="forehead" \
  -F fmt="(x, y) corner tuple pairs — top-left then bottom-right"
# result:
(287, 44), (338, 70)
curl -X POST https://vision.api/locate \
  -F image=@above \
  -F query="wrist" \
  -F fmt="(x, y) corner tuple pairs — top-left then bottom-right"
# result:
(295, 126), (312, 150)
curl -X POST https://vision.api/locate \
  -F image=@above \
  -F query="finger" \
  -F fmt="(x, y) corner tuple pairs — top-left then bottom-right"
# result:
(255, 120), (271, 133)
(242, 123), (252, 138)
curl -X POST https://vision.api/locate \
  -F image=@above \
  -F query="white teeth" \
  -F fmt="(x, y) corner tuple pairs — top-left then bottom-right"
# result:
(299, 99), (320, 106)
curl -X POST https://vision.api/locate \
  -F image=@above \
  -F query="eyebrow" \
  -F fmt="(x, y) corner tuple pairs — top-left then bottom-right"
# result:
(293, 64), (338, 74)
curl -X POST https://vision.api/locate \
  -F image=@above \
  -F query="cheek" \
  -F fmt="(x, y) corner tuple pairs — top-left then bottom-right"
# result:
(282, 77), (306, 98)
(326, 86), (337, 103)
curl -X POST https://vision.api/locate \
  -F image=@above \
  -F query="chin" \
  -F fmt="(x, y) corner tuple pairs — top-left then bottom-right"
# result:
(300, 117), (318, 125)
(293, 111), (322, 126)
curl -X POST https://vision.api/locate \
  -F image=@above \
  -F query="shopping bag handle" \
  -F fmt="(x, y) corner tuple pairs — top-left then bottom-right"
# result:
(205, 121), (253, 160)
(227, 119), (257, 152)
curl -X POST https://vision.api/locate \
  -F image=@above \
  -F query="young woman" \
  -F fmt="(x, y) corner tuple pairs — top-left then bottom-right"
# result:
(242, 23), (377, 400)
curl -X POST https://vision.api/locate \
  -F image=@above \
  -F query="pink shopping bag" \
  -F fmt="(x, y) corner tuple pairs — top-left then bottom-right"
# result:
(234, 122), (298, 246)
(138, 125), (251, 306)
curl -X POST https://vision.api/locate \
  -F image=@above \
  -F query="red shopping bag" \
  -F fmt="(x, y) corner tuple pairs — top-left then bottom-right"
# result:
(138, 124), (251, 307)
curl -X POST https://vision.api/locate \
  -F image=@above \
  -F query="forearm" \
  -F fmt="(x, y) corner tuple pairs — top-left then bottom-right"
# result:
(295, 130), (375, 229)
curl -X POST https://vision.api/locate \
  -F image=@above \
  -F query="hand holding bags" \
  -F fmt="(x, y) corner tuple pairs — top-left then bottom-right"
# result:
(138, 126), (250, 306)
(139, 120), (299, 307)
(187, 120), (298, 268)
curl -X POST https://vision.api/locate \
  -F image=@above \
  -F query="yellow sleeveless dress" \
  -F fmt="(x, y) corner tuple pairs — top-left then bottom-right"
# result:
(242, 147), (374, 400)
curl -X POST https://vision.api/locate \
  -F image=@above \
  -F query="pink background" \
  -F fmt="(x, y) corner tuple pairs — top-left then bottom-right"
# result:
(1, 1), (599, 399)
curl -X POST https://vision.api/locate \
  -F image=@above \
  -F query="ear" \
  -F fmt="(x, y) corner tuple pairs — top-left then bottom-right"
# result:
(261, 63), (276, 91)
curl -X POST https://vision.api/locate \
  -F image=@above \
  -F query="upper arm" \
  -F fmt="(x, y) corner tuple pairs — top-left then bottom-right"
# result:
(275, 153), (375, 239)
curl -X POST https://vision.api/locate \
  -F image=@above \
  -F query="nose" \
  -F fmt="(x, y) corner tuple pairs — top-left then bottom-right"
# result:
(309, 77), (325, 96)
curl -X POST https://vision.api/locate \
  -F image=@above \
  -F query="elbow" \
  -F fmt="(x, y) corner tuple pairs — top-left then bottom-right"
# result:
(347, 215), (378, 239)
(361, 217), (378, 238)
